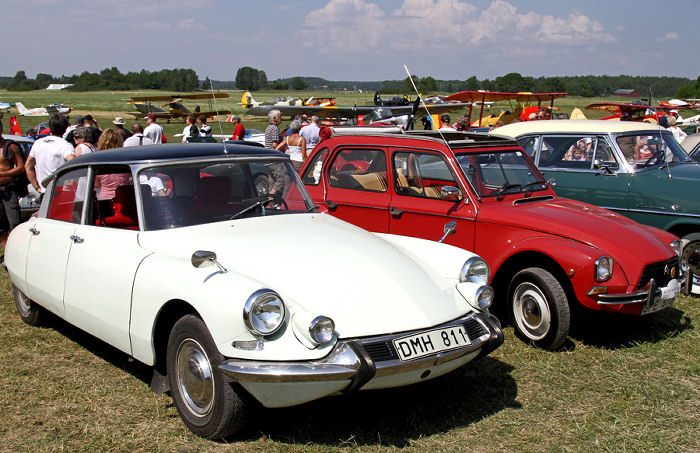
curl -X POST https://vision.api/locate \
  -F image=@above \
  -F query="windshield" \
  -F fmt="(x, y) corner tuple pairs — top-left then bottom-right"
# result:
(138, 160), (314, 231)
(455, 150), (548, 198)
(615, 131), (692, 169)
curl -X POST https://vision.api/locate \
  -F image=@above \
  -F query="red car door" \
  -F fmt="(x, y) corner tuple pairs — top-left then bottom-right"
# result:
(317, 145), (391, 233)
(388, 148), (477, 250)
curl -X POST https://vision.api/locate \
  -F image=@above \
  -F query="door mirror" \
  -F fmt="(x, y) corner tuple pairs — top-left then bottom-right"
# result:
(192, 250), (228, 273)
(438, 221), (458, 243)
(440, 185), (462, 201)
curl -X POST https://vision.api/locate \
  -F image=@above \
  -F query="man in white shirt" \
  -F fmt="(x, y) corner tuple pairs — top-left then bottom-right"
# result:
(198, 115), (212, 136)
(143, 114), (164, 144)
(124, 123), (156, 147)
(26, 113), (74, 191)
(300, 115), (321, 151)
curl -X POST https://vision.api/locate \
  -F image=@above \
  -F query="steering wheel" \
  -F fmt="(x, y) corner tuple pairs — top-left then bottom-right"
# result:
(643, 149), (665, 167)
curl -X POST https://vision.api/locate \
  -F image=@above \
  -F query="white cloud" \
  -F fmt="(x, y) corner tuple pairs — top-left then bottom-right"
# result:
(301, 0), (615, 55)
(659, 32), (680, 41)
(178, 18), (204, 31)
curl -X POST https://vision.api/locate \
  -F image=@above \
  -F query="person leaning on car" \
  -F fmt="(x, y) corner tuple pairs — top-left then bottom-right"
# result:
(0, 118), (26, 256)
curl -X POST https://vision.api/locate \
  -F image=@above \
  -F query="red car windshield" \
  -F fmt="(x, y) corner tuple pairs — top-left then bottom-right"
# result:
(455, 150), (548, 198)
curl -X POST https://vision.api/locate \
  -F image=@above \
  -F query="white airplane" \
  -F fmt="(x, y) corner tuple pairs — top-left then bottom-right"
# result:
(0, 100), (14, 111)
(16, 102), (71, 116)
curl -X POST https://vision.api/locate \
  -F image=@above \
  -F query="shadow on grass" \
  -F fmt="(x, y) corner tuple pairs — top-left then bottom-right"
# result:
(43, 312), (153, 385)
(569, 305), (694, 349)
(245, 357), (519, 448)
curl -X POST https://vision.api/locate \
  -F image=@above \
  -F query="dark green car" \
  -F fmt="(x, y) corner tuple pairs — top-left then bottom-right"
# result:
(493, 119), (700, 295)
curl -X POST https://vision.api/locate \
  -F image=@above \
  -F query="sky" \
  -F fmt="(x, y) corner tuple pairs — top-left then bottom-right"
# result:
(4, 0), (699, 82)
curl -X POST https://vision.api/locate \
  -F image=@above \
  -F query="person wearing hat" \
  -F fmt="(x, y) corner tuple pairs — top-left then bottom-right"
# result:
(143, 113), (163, 144)
(666, 115), (687, 143)
(113, 117), (132, 141)
(230, 115), (245, 141)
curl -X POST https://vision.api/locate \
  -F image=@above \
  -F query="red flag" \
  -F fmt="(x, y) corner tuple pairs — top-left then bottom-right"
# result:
(8, 115), (21, 135)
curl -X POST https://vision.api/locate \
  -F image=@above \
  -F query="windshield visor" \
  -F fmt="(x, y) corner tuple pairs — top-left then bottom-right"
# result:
(138, 160), (315, 230)
(456, 150), (548, 198)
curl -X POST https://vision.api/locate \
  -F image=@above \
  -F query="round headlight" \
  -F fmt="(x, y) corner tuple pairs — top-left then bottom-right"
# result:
(309, 316), (335, 344)
(595, 256), (613, 282)
(670, 240), (682, 257)
(244, 289), (286, 336)
(475, 286), (494, 310)
(460, 257), (490, 285)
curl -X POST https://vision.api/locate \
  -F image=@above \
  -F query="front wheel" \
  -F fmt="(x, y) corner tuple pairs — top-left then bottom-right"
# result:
(508, 267), (570, 350)
(13, 284), (43, 326)
(166, 315), (249, 439)
(681, 233), (700, 296)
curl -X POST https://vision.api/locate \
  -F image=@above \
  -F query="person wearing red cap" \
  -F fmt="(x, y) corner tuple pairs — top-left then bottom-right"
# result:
(143, 113), (164, 144)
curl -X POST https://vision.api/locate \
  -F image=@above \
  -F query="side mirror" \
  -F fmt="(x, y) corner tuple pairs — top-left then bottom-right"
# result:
(192, 250), (227, 273)
(438, 221), (457, 243)
(440, 185), (462, 201)
(546, 178), (557, 188)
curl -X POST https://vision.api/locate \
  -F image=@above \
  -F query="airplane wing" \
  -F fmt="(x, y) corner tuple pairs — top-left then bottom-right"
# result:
(129, 93), (229, 102)
(444, 90), (567, 103)
(585, 103), (648, 114)
(246, 102), (472, 118)
(126, 111), (174, 119)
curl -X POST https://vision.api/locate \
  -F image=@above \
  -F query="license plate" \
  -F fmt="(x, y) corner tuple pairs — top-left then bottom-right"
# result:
(393, 325), (471, 361)
(642, 279), (679, 314)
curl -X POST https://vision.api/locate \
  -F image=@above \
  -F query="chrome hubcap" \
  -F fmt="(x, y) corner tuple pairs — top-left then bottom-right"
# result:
(176, 339), (214, 417)
(681, 240), (700, 291)
(513, 282), (551, 341)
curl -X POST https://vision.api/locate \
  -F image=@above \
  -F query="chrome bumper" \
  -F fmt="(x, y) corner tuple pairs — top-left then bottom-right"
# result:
(593, 277), (682, 311)
(218, 312), (503, 407)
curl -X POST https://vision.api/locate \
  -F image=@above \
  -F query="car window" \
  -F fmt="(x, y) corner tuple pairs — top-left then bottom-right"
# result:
(592, 137), (618, 169)
(328, 148), (388, 192)
(615, 132), (692, 169)
(393, 151), (461, 200)
(47, 168), (89, 223)
(517, 136), (539, 160)
(538, 135), (595, 169)
(301, 147), (328, 185)
(138, 160), (313, 230)
(89, 165), (139, 230)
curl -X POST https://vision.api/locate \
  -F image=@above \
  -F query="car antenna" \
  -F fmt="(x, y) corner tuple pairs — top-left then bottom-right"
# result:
(402, 64), (479, 211)
(650, 87), (672, 178)
(208, 77), (228, 154)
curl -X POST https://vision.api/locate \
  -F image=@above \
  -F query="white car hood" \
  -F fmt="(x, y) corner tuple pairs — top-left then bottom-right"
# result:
(138, 214), (467, 337)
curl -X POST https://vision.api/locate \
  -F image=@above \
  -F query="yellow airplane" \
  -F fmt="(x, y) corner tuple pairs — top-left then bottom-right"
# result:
(126, 93), (230, 122)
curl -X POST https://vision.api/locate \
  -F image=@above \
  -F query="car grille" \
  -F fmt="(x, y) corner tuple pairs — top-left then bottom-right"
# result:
(359, 318), (486, 363)
(637, 257), (680, 289)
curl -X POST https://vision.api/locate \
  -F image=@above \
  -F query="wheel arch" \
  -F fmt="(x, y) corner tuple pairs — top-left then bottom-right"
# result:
(667, 222), (700, 240)
(491, 250), (576, 314)
(151, 299), (201, 379)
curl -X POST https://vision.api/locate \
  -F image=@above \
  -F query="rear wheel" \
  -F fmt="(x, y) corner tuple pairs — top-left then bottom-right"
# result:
(508, 267), (570, 350)
(166, 315), (249, 439)
(13, 284), (43, 326)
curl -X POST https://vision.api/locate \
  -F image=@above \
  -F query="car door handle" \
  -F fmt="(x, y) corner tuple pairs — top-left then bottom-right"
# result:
(70, 234), (84, 243)
(326, 200), (338, 210)
(29, 227), (40, 235)
(390, 206), (403, 217)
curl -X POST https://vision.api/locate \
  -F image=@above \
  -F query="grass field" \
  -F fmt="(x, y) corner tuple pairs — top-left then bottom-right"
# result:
(0, 89), (616, 140)
(0, 267), (697, 452)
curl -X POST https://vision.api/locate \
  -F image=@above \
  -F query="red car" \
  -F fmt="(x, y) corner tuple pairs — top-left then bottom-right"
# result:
(299, 127), (684, 350)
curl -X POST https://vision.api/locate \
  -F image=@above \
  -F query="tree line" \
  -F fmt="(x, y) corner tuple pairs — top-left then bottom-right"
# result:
(3, 66), (698, 99)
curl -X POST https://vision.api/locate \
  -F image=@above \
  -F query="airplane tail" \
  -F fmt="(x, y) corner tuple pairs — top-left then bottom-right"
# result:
(240, 91), (258, 108)
(15, 102), (27, 115)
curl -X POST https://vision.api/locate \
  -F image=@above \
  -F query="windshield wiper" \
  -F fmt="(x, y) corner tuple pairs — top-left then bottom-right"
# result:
(495, 183), (522, 198)
(229, 196), (274, 220)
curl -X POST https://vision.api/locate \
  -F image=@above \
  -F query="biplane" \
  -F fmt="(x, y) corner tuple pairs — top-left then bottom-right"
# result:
(584, 102), (675, 123)
(443, 91), (568, 127)
(125, 93), (230, 122)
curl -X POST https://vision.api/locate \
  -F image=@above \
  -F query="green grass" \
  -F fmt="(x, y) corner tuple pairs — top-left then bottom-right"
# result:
(0, 266), (697, 452)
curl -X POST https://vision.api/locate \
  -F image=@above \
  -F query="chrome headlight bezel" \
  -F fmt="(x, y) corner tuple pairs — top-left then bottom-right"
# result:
(594, 256), (613, 282)
(460, 256), (490, 285)
(243, 289), (286, 336)
(475, 285), (494, 310)
(670, 239), (682, 257)
(309, 316), (335, 345)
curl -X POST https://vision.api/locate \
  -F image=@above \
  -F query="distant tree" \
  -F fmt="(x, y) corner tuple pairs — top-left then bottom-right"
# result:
(291, 77), (308, 90)
(418, 76), (437, 93)
(235, 66), (267, 91)
(271, 80), (289, 90)
(675, 75), (700, 98)
(402, 75), (420, 92)
(35, 73), (54, 88)
(494, 72), (532, 92)
(465, 76), (480, 91)
(201, 76), (211, 90)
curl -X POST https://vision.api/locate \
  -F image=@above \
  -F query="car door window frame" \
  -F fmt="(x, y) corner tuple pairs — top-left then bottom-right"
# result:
(327, 147), (388, 193)
(391, 149), (463, 201)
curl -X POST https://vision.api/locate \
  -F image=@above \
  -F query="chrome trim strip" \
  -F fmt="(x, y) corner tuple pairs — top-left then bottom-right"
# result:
(627, 208), (700, 219)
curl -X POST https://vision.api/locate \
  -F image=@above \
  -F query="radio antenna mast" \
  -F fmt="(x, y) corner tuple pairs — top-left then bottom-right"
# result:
(208, 77), (228, 153)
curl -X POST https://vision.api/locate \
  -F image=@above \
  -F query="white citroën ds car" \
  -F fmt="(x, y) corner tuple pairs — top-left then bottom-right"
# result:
(5, 143), (504, 439)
